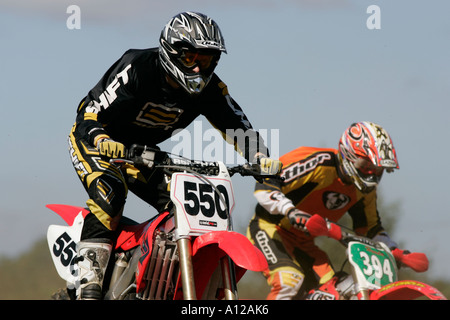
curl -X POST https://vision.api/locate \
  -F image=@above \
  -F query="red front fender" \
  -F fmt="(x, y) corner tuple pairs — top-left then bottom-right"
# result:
(192, 231), (268, 273)
(370, 280), (447, 300)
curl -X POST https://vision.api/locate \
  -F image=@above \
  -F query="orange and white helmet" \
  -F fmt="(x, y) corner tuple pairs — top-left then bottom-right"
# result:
(338, 122), (399, 193)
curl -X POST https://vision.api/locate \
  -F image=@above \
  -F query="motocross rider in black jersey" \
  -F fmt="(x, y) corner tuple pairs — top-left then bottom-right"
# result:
(68, 11), (282, 299)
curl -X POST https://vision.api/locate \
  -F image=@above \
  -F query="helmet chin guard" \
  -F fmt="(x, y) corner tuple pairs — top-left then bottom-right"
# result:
(184, 72), (210, 94)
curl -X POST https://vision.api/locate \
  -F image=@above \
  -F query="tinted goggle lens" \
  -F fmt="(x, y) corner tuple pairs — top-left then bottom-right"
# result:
(354, 158), (384, 177)
(179, 51), (215, 69)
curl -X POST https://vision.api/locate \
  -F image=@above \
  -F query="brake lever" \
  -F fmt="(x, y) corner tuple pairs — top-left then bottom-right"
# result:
(109, 158), (134, 165)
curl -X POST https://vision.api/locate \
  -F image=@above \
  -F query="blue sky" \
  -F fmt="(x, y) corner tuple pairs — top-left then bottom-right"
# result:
(1, 0), (449, 281)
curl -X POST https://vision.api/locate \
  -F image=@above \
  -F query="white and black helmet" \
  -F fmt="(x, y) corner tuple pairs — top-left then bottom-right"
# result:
(159, 12), (227, 95)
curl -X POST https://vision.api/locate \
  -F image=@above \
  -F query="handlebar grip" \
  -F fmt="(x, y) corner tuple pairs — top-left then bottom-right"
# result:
(305, 215), (343, 240)
(228, 163), (283, 180)
(328, 222), (343, 241)
(305, 215), (329, 237)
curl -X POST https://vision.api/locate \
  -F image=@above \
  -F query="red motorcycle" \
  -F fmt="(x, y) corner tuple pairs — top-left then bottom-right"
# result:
(303, 215), (446, 300)
(47, 145), (270, 300)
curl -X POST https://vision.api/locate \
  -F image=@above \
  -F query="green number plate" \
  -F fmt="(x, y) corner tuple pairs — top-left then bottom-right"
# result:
(348, 242), (398, 289)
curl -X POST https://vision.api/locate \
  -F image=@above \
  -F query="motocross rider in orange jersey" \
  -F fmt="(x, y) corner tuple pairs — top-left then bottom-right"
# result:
(247, 122), (400, 299)
(69, 12), (281, 299)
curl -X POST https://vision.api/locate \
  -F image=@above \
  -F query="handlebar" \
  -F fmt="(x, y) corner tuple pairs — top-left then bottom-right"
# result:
(305, 214), (429, 273)
(111, 144), (282, 181)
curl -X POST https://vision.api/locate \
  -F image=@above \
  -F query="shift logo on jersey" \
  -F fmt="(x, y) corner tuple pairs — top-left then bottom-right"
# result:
(282, 153), (332, 182)
(88, 64), (132, 112)
(322, 191), (350, 210)
(134, 102), (184, 130)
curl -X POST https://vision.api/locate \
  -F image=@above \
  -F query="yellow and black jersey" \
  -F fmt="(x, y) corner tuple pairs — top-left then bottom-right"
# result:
(72, 48), (267, 161)
(254, 146), (384, 237)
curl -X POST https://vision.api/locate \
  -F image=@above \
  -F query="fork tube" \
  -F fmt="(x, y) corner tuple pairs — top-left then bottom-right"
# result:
(177, 237), (197, 300)
(359, 289), (370, 300)
(221, 256), (238, 300)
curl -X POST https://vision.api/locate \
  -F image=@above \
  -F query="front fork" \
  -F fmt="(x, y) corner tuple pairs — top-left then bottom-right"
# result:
(177, 237), (238, 300)
(178, 237), (197, 300)
(221, 256), (238, 300)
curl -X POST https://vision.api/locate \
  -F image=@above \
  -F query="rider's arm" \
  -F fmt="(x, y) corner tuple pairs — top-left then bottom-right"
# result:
(75, 51), (137, 147)
(254, 147), (328, 216)
(200, 76), (270, 162)
(254, 178), (295, 216)
(348, 191), (398, 249)
(372, 232), (398, 249)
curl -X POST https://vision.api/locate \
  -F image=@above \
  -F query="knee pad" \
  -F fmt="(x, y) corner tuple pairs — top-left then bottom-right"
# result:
(267, 269), (305, 300)
(87, 175), (127, 230)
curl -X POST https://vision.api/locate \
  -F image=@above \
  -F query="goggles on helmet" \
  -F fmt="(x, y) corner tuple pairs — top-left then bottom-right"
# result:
(179, 50), (216, 70)
(353, 157), (384, 185)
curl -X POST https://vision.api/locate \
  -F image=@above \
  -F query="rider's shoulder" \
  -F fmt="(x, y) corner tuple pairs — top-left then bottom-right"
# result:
(120, 48), (159, 65)
(281, 146), (337, 162)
